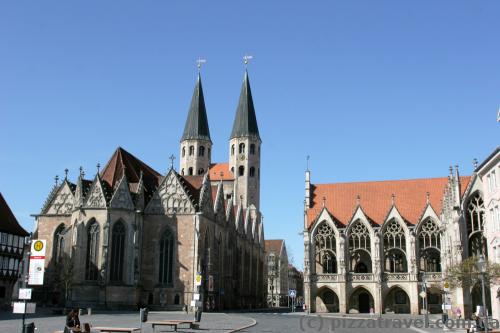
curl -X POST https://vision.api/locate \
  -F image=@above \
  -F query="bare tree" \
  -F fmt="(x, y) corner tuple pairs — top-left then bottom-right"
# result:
(446, 256), (500, 288)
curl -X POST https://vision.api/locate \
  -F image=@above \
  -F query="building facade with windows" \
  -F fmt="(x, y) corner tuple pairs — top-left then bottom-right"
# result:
(475, 147), (500, 319)
(33, 70), (267, 310)
(303, 150), (497, 316)
(0, 193), (29, 308)
(265, 239), (288, 307)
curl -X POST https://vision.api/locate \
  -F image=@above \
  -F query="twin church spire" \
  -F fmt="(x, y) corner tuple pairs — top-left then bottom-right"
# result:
(180, 67), (261, 210)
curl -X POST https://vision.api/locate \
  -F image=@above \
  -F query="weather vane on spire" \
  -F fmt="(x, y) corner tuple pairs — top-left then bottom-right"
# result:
(243, 54), (253, 67)
(197, 57), (206, 73)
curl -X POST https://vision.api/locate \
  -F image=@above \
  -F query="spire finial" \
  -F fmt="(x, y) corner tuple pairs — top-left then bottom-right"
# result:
(391, 193), (396, 205)
(306, 155), (310, 171)
(79, 166), (83, 177)
(449, 165), (453, 176)
(55, 175), (59, 186)
(322, 196), (326, 207)
(243, 54), (253, 67)
(426, 192), (430, 204)
(196, 57), (206, 73)
(169, 154), (176, 170)
(219, 171), (224, 182)
(64, 168), (69, 180)
(356, 195), (361, 206)
(473, 158), (478, 169)
(96, 162), (100, 174)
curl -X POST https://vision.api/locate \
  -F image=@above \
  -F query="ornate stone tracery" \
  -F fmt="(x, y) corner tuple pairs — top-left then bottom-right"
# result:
(314, 223), (337, 273)
(466, 192), (486, 257)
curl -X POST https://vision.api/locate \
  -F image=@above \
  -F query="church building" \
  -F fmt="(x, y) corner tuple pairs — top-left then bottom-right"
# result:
(33, 70), (266, 310)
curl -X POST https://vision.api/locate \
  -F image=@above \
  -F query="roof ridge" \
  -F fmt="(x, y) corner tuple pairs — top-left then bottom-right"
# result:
(314, 175), (463, 186)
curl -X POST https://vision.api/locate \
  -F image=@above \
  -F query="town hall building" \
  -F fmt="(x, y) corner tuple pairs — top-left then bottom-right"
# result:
(33, 70), (267, 310)
(303, 153), (494, 316)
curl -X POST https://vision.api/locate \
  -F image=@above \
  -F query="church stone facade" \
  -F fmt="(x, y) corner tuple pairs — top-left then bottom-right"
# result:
(303, 152), (494, 316)
(33, 70), (266, 310)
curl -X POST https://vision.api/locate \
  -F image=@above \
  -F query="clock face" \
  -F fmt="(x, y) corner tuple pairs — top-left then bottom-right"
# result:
(239, 154), (245, 161)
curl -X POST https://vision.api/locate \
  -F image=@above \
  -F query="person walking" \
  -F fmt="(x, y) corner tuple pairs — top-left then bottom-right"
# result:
(65, 309), (81, 333)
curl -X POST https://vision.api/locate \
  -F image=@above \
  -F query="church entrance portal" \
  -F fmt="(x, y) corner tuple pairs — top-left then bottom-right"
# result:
(349, 287), (374, 314)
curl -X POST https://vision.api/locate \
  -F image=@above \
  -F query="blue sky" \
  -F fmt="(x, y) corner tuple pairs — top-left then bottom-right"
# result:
(1, 1), (499, 268)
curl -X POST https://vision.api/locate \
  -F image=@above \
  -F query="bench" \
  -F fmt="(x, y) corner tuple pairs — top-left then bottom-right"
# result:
(92, 327), (141, 333)
(150, 320), (197, 332)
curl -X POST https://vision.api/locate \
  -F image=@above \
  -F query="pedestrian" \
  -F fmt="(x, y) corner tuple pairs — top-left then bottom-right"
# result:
(184, 304), (188, 314)
(65, 309), (81, 333)
(456, 307), (462, 319)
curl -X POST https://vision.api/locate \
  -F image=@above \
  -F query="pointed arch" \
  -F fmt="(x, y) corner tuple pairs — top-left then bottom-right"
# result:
(383, 286), (410, 313)
(110, 220), (126, 282)
(315, 287), (339, 313)
(349, 286), (374, 313)
(159, 227), (174, 285)
(348, 220), (372, 272)
(383, 219), (407, 272)
(466, 191), (487, 257)
(53, 223), (66, 264)
(85, 220), (100, 281)
(417, 218), (441, 272)
(313, 221), (337, 274)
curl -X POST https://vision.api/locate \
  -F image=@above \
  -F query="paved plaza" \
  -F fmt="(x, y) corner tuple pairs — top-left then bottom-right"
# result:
(0, 310), (255, 333)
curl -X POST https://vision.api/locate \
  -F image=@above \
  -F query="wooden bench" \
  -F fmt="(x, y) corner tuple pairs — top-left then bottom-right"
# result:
(92, 327), (141, 333)
(150, 320), (197, 332)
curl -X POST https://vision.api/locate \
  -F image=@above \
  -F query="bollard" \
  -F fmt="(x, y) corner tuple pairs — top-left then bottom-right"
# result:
(87, 307), (92, 316)
(22, 322), (35, 333)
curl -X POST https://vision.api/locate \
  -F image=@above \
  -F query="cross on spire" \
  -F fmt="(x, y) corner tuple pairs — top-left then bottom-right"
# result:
(169, 154), (176, 170)
(55, 175), (59, 186)
(64, 168), (69, 180)
(96, 162), (100, 173)
(473, 158), (478, 169)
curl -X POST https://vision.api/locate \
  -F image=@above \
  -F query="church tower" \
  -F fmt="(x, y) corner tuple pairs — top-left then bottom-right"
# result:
(229, 70), (261, 210)
(180, 74), (212, 176)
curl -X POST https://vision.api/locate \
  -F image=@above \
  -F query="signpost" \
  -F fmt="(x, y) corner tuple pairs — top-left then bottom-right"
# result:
(288, 290), (297, 312)
(28, 240), (46, 285)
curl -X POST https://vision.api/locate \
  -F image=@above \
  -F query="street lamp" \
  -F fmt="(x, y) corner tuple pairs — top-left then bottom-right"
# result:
(477, 255), (489, 333)
(421, 274), (429, 328)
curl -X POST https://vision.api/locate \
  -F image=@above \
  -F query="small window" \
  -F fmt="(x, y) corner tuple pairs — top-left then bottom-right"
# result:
(231, 145), (235, 156)
(182, 147), (186, 157)
(189, 146), (195, 156)
(208, 148), (211, 159)
(199, 146), (205, 157)
(239, 166), (245, 176)
(198, 168), (204, 175)
(239, 143), (245, 154)
(181, 168), (185, 175)
(250, 167), (255, 177)
(188, 167), (193, 176)
(231, 167), (234, 174)
(250, 144), (255, 155)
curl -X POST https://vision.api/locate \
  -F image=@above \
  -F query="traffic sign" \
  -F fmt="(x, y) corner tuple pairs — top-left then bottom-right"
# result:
(419, 291), (427, 298)
(443, 281), (450, 292)
(19, 288), (32, 300)
(288, 289), (296, 298)
(29, 239), (46, 285)
(195, 274), (202, 286)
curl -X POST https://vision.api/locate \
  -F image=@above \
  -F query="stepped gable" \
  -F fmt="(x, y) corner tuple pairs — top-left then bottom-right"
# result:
(307, 176), (472, 229)
(100, 147), (162, 202)
(0, 193), (29, 236)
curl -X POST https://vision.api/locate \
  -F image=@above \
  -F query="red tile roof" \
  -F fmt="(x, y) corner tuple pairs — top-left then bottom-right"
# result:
(100, 147), (162, 195)
(209, 163), (234, 181)
(307, 176), (471, 229)
(180, 175), (204, 207)
(0, 193), (29, 236)
(265, 239), (284, 254)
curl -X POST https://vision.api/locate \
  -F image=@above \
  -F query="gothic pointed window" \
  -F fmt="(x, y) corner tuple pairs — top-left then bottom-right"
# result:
(467, 193), (486, 257)
(181, 168), (185, 175)
(110, 221), (126, 282)
(231, 145), (235, 156)
(348, 220), (372, 272)
(159, 229), (174, 285)
(383, 219), (407, 272)
(189, 146), (195, 156)
(239, 143), (245, 154)
(314, 223), (337, 274)
(85, 221), (100, 281)
(182, 147), (186, 157)
(418, 219), (441, 272)
(250, 144), (255, 155)
(249, 167), (255, 177)
(188, 167), (193, 176)
(199, 146), (205, 157)
(53, 224), (65, 264)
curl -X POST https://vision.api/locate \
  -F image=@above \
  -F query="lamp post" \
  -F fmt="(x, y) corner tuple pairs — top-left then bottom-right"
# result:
(268, 254), (277, 308)
(477, 255), (489, 333)
(421, 274), (429, 328)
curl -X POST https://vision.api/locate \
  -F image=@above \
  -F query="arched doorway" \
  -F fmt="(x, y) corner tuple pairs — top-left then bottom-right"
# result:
(315, 288), (339, 313)
(425, 286), (443, 314)
(384, 286), (410, 313)
(471, 282), (491, 315)
(349, 287), (374, 314)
